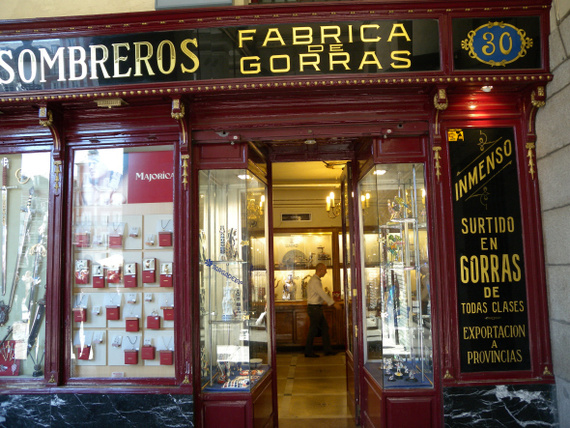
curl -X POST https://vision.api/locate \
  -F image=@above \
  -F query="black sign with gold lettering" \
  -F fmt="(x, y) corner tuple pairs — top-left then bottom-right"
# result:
(453, 17), (541, 70)
(449, 127), (531, 373)
(0, 20), (440, 93)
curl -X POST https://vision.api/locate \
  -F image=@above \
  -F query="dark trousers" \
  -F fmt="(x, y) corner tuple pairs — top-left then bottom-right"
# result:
(305, 304), (332, 355)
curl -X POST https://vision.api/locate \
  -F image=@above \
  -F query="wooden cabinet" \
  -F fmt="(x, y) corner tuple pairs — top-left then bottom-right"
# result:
(275, 301), (345, 349)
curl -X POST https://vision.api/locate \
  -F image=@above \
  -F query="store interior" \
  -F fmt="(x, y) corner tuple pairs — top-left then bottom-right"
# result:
(272, 160), (354, 426)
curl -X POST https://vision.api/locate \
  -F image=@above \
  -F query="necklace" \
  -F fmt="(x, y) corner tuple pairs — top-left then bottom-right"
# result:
(126, 335), (138, 348)
(162, 336), (173, 351)
(160, 220), (171, 231)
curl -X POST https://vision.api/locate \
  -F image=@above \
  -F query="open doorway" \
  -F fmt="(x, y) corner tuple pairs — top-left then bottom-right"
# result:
(271, 160), (357, 428)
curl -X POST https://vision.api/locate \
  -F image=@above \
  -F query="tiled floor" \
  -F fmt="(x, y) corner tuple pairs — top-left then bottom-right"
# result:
(276, 352), (359, 428)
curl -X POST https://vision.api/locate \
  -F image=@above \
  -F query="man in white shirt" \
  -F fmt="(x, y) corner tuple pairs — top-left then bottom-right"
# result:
(304, 263), (338, 357)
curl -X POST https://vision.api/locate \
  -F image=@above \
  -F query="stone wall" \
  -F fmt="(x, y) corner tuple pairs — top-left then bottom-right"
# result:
(537, 1), (570, 427)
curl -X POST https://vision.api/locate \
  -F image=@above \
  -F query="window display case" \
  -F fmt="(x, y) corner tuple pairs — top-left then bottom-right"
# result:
(0, 153), (50, 378)
(199, 169), (270, 391)
(70, 146), (175, 378)
(359, 163), (433, 388)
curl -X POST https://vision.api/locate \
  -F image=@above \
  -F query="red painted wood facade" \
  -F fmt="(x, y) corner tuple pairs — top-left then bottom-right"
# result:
(0, 1), (555, 427)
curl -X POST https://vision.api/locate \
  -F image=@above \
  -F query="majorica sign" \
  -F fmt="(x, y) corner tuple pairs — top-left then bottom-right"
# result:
(0, 20), (441, 92)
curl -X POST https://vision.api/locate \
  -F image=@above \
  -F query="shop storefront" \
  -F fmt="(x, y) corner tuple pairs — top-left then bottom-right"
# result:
(0, 1), (558, 426)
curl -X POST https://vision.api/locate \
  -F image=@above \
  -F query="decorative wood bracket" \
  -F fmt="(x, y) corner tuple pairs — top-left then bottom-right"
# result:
(171, 96), (189, 153)
(181, 154), (190, 190)
(432, 87), (448, 182)
(171, 97), (190, 190)
(524, 86), (546, 180)
(543, 365), (553, 377)
(443, 369), (454, 380)
(39, 105), (64, 195)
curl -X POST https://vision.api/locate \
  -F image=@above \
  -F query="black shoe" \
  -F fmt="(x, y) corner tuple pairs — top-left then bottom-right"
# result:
(324, 351), (337, 356)
(305, 353), (320, 358)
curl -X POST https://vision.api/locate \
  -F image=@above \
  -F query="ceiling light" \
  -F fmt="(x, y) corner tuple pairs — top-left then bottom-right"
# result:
(373, 169), (387, 175)
(304, 139), (316, 145)
(238, 174), (252, 180)
(481, 85), (493, 93)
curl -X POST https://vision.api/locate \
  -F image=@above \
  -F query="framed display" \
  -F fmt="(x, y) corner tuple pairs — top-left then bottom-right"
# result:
(70, 146), (175, 378)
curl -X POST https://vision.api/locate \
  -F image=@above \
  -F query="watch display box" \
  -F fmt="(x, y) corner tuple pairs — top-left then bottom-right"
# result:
(359, 163), (433, 389)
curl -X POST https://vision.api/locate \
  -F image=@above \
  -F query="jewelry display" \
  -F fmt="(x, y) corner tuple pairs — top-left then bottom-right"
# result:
(106, 265), (121, 284)
(73, 294), (88, 323)
(147, 311), (161, 330)
(123, 262), (138, 288)
(108, 222), (124, 248)
(159, 262), (173, 287)
(159, 336), (173, 365)
(92, 264), (105, 288)
(158, 219), (173, 247)
(141, 338), (155, 360)
(124, 336), (139, 365)
(69, 150), (174, 376)
(142, 258), (156, 283)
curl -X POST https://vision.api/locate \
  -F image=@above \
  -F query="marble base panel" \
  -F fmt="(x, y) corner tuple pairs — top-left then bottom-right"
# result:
(444, 384), (558, 427)
(0, 393), (194, 428)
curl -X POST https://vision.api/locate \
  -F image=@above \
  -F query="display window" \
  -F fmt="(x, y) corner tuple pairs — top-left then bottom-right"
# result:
(359, 163), (433, 388)
(198, 169), (270, 391)
(70, 146), (175, 378)
(0, 152), (50, 379)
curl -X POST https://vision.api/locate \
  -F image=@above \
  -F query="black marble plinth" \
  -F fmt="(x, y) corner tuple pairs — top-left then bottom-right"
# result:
(444, 384), (558, 427)
(0, 393), (193, 428)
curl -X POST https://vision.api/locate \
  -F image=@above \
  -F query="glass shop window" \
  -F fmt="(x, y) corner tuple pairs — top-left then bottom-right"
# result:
(0, 152), (51, 379)
(199, 169), (271, 391)
(70, 146), (175, 378)
(359, 163), (434, 388)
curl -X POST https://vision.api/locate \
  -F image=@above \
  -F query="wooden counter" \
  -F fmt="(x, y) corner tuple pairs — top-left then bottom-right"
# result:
(275, 301), (346, 349)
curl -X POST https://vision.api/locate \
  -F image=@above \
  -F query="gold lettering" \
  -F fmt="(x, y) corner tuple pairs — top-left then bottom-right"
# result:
(270, 55), (290, 73)
(133, 41), (154, 77)
(238, 29), (256, 48)
(321, 25), (342, 44)
(240, 56), (261, 74)
(292, 27), (313, 45)
(329, 52), (350, 71)
(360, 24), (381, 42)
(157, 40), (176, 75)
(358, 51), (382, 70)
(388, 23), (411, 42)
(299, 53), (320, 71)
(390, 50), (411, 68)
(262, 28), (286, 47)
(112, 42), (131, 78)
(180, 38), (199, 74)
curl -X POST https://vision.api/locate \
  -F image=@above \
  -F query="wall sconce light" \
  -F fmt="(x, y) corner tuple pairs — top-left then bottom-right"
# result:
(247, 194), (265, 227)
(361, 192), (370, 210)
(326, 191), (341, 218)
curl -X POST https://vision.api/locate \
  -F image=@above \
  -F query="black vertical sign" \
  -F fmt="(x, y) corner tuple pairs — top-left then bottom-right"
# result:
(449, 128), (530, 373)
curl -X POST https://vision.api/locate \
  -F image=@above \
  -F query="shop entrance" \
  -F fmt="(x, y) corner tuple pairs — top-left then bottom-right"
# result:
(270, 159), (357, 427)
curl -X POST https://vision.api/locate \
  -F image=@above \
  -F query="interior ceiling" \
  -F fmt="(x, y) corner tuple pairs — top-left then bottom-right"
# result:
(259, 136), (358, 187)
(272, 160), (347, 187)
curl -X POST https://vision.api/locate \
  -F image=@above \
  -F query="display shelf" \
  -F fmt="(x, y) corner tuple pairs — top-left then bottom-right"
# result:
(273, 231), (336, 301)
(199, 168), (270, 392)
(359, 163), (433, 389)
